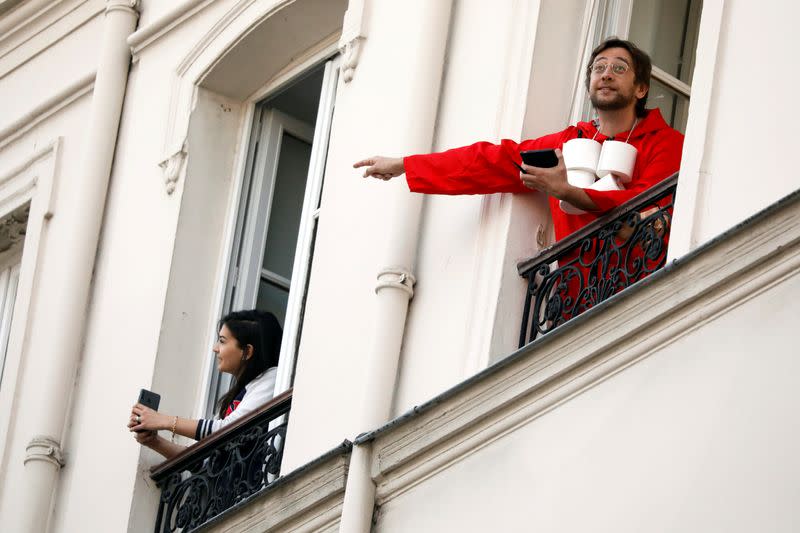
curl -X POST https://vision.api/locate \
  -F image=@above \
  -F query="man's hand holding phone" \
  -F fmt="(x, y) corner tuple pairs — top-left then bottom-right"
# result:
(518, 149), (570, 198)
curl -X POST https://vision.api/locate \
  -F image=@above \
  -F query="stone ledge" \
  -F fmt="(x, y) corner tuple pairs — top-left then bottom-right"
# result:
(204, 441), (351, 533)
(361, 186), (800, 504)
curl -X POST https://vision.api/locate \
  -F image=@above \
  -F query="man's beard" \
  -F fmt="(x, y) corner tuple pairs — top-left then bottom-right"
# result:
(590, 88), (636, 111)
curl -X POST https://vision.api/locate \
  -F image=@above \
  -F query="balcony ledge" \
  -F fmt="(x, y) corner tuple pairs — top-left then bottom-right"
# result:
(356, 185), (800, 505)
(201, 440), (352, 533)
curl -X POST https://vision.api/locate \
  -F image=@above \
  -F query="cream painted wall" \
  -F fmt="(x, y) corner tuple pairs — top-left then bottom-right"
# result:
(489, 0), (588, 364)
(0, 4), (110, 528)
(2, 0), (799, 530)
(0, 9), (102, 138)
(690, 2), (800, 245)
(284, 0), (447, 470)
(392, 0), (529, 419)
(375, 269), (800, 533)
(0, 98), (90, 522)
(0, 1), (249, 530)
(47, 59), (179, 528)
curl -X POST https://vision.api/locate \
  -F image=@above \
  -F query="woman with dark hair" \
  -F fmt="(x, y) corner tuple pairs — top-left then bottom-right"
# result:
(128, 309), (282, 459)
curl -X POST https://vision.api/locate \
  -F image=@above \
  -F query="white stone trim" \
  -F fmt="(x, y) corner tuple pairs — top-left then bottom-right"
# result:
(0, 139), (61, 481)
(0, 71), (95, 149)
(375, 267), (416, 298)
(337, 0), (367, 83)
(158, 143), (187, 195)
(461, 0), (543, 375)
(0, 0), (104, 79)
(207, 450), (349, 533)
(127, 0), (213, 57)
(153, 0), (304, 195)
(23, 435), (64, 468)
(668, 0), (727, 260)
(368, 188), (800, 505)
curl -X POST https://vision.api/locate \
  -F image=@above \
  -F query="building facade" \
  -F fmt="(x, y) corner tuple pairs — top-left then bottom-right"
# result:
(0, 0), (798, 531)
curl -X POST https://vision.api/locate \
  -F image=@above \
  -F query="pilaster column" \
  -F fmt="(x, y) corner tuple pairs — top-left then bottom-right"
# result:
(338, 1), (454, 531)
(8, 2), (139, 531)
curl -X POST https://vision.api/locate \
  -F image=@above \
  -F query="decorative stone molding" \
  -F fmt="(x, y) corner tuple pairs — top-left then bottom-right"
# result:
(204, 442), (351, 532)
(24, 436), (65, 468)
(127, 0), (210, 56)
(535, 218), (553, 248)
(0, 71), (96, 151)
(159, 144), (187, 195)
(338, 0), (368, 83)
(0, 205), (30, 254)
(0, 139), (61, 481)
(363, 186), (800, 505)
(340, 35), (365, 83)
(106, 0), (140, 15)
(375, 267), (416, 298)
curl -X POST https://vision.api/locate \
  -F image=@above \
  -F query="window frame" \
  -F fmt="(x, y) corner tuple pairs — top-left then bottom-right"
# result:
(202, 55), (340, 416)
(570, 0), (701, 128)
(0, 254), (21, 388)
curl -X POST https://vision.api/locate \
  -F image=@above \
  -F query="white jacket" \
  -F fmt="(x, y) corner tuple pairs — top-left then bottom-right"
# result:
(195, 367), (277, 440)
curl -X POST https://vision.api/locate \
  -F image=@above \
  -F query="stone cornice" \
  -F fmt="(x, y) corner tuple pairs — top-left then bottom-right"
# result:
(204, 441), (352, 532)
(0, 70), (95, 149)
(127, 0), (212, 57)
(0, 0), (103, 78)
(361, 186), (800, 504)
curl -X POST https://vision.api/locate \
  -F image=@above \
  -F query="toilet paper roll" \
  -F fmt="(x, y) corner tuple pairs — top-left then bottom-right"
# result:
(596, 140), (637, 183)
(559, 200), (587, 215)
(562, 138), (601, 171)
(588, 174), (625, 191)
(567, 169), (596, 188)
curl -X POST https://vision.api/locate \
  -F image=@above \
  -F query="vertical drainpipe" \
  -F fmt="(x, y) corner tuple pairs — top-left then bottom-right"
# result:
(338, 1), (454, 531)
(10, 1), (139, 531)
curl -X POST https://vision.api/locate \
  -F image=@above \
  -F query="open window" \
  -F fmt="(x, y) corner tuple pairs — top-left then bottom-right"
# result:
(206, 57), (339, 413)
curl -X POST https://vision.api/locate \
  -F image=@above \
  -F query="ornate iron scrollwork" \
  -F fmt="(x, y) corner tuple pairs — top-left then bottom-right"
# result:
(518, 175), (678, 347)
(152, 396), (291, 532)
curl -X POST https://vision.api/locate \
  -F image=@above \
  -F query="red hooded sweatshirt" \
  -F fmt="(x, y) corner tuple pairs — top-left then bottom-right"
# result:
(404, 108), (683, 242)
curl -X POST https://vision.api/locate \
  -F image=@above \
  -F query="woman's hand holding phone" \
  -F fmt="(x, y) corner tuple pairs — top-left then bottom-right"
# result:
(129, 403), (170, 432)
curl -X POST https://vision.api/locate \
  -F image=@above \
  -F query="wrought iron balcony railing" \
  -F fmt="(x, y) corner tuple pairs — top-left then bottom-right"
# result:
(150, 389), (292, 533)
(517, 174), (678, 347)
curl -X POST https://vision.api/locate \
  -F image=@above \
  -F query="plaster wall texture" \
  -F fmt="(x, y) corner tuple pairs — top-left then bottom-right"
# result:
(374, 269), (800, 533)
(393, 0), (591, 412)
(2, 0), (800, 531)
(0, 1), (252, 529)
(0, 96), (90, 521)
(282, 0), (495, 471)
(57, 1), (316, 528)
(391, 0), (524, 429)
(695, 1), (800, 245)
(0, 4), (101, 115)
(0, 4), (109, 526)
(489, 0), (586, 364)
(288, 0), (588, 471)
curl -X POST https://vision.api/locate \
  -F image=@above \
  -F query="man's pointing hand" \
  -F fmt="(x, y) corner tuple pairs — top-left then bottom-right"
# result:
(353, 156), (405, 181)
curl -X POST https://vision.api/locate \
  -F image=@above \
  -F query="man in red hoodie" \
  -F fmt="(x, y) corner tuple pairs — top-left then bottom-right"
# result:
(354, 38), (683, 243)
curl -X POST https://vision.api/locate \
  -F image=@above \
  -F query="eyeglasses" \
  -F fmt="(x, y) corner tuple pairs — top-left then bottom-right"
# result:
(590, 61), (630, 76)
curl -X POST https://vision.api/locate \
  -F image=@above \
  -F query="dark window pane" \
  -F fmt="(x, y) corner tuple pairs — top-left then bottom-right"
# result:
(649, 78), (690, 133)
(257, 280), (289, 326)
(262, 132), (312, 279)
(629, 0), (703, 84)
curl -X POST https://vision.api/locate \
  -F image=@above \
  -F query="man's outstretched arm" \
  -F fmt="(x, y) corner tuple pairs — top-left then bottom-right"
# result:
(353, 156), (405, 180)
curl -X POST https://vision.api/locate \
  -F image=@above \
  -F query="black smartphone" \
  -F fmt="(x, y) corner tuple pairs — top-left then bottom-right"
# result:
(520, 149), (559, 168)
(138, 388), (161, 411)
